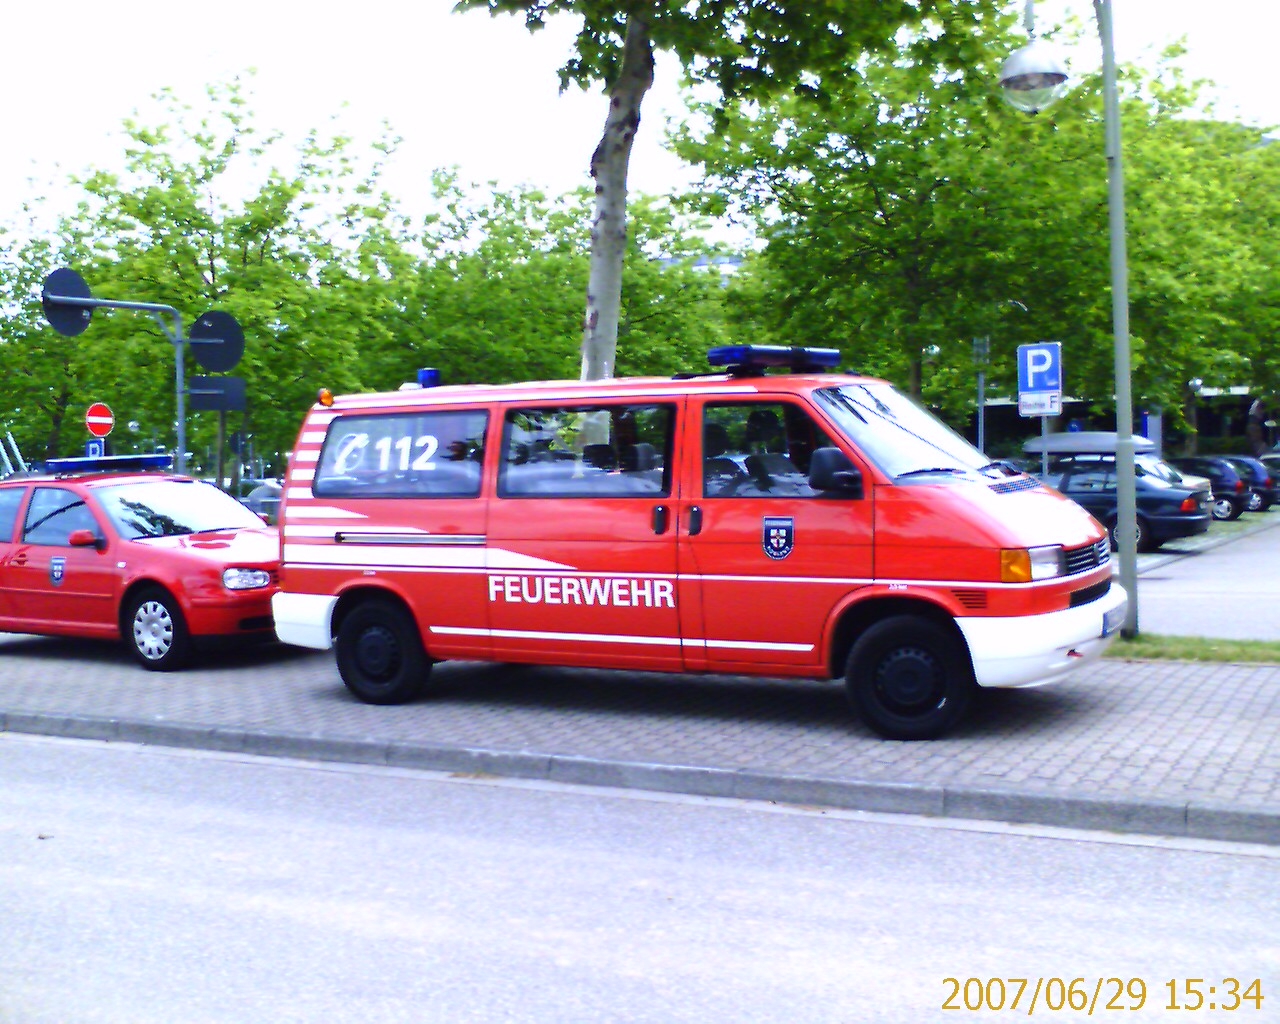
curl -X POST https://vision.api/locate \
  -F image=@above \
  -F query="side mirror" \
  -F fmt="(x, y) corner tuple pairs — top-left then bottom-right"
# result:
(68, 528), (103, 549)
(809, 447), (863, 498)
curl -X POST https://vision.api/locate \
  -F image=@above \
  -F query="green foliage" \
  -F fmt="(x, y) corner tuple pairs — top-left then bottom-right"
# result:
(672, 16), (1280, 437)
(0, 84), (740, 469)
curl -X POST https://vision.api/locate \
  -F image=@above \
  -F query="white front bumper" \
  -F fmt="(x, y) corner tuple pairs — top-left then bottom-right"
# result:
(272, 592), (338, 650)
(957, 584), (1128, 689)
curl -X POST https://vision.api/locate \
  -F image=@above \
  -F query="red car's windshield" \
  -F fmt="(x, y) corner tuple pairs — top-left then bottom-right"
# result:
(95, 480), (265, 539)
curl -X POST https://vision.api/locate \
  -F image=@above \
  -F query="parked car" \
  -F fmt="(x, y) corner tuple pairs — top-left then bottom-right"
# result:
(1220, 455), (1275, 512)
(1167, 456), (1250, 521)
(1034, 460), (1210, 552)
(1257, 452), (1280, 492)
(1022, 433), (1213, 550)
(0, 454), (279, 670)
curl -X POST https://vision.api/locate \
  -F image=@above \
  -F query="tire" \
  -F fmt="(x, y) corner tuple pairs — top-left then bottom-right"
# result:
(1212, 496), (1242, 521)
(844, 615), (974, 740)
(125, 587), (192, 671)
(335, 599), (431, 704)
(1247, 491), (1272, 513)
(1108, 515), (1153, 553)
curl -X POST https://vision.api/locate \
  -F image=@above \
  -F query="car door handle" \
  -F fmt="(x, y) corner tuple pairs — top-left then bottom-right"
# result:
(652, 505), (669, 535)
(11, 553), (27, 567)
(687, 505), (703, 536)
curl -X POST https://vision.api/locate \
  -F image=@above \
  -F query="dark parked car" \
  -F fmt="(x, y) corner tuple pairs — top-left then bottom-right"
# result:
(1022, 433), (1214, 551)
(1220, 456), (1275, 512)
(1035, 461), (1211, 552)
(1167, 456), (1250, 521)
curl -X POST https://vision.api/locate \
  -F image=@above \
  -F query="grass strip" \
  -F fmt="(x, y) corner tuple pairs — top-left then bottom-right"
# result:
(1105, 633), (1280, 664)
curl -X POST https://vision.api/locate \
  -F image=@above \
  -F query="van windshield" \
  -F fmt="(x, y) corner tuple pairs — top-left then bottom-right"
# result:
(814, 384), (995, 480)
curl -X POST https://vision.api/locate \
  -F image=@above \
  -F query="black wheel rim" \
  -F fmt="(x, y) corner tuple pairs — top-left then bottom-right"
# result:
(872, 646), (946, 717)
(355, 625), (400, 682)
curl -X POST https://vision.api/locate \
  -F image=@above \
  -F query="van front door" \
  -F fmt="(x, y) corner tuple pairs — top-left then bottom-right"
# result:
(680, 397), (874, 673)
(485, 400), (686, 671)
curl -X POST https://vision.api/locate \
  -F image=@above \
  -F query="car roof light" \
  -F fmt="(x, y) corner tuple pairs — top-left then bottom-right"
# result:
(705, 345), (842, 375)
(44, 453), (174, 475)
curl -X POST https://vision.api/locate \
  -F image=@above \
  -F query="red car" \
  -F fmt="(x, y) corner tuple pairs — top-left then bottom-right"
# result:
(0, 454), (279, 670)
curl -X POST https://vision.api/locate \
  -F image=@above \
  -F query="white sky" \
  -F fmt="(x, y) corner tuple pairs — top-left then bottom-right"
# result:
(3, 0), (1276, 227)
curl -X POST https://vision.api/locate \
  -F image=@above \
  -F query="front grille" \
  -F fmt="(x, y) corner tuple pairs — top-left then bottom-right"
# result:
(1065, 538), (1110, 575)
(990, 476), (1039, 494)
(1069, 578), (1112, 607)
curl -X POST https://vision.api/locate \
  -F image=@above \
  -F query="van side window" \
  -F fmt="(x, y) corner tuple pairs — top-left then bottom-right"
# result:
(312, 410), (487, 498)
(702, 402), (836, 498)
(499, 404), (673, 497)
(23, 488), (98, 545)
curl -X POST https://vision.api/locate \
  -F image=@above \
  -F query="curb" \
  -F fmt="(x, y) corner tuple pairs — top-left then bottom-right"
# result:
(5, 710), (1278, 847)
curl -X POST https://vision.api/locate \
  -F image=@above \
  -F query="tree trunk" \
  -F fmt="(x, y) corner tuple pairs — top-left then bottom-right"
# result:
(579, 13), (654, 381)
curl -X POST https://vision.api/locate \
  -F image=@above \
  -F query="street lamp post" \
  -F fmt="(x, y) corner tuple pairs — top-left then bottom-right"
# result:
(998, 0), (1139, 637)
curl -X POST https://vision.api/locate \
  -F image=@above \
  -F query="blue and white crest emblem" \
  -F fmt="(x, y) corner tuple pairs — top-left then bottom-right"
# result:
(49, 556), (66, 586)
(762, 516), (794, 560)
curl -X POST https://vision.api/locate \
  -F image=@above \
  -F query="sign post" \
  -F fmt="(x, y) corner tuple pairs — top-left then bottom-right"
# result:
(1017, 342), (1063, 474)
(40, 269), (244, 475)
(85, 402), (115, 439)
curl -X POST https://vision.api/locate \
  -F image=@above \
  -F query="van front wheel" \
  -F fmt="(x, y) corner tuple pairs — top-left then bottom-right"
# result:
(845, 616), (974, 740)
(336, 600), (431, 704)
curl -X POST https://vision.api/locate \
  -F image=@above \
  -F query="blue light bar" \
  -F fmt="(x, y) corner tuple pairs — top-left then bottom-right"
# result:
(417, 367), (441, 388)
(706, 345), (841, 372)
(44, 453), (174, 475)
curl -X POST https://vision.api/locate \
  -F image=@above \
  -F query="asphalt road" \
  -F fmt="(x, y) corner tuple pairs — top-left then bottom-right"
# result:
(1134, 511), (1280, 639)
(3, 734), (1276, 1024)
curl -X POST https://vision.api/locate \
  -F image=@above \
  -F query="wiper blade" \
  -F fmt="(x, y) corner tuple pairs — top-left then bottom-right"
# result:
(896, 467), (968, 479)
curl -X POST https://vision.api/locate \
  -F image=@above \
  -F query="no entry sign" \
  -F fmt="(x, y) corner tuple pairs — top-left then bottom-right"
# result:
(85, 402), (115, 438)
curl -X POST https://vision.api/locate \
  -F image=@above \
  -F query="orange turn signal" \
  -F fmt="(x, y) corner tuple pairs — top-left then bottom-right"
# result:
(317, 387), (334, 407)
(1000, 549), (1032, 583)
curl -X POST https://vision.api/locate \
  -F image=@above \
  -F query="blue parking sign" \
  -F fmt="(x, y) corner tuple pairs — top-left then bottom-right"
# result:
(85, 439), (105, 458)
(1017, 342), (1062, 393)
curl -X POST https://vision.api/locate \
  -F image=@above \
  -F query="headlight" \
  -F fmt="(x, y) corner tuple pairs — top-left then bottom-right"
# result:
(222, 568), (272, 590)
(1000, 545), (1064, 583)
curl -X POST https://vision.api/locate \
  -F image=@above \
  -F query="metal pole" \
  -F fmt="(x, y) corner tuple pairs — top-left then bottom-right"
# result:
(1095, 0), (1138, 635)
(44, 293), (190, 476)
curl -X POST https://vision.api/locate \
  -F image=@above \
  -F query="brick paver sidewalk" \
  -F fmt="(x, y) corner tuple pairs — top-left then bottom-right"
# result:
(2, 634), (1278, 843)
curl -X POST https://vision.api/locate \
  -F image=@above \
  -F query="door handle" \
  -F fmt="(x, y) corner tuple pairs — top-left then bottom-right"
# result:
(687, 505), (703, 536)
(652, 505), (669, 535)
(11, 553), (27, 567)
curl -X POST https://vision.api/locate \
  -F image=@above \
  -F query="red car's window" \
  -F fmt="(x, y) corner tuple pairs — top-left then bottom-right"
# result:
(95, 480), (263, 539)
(23, 487), (98, 546)
(0, 487), (23, 542)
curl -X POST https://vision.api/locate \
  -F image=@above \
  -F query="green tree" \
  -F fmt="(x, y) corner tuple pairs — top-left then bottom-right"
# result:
(674, 19), (1272, 439)
(457, 0), (1002, 381)
(0, 82), (417, 467)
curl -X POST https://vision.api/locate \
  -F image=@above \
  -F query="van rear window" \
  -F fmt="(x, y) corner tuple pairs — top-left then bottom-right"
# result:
(312, 410), (488, 498)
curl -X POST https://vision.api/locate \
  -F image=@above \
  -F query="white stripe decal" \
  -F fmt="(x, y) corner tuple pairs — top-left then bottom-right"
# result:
(282, 506), (367, 520)
(300, 431), (327, 443)
(306, 412), (338, 424)
(293, 451), (319, 464)
(290, 468), (315, 481)
(281, 544), (572, 571)
(431, 626), (682, 647)
(286, 487), (314, 499)
(429, 625), (811, 652)
(284, 524), (429, 539)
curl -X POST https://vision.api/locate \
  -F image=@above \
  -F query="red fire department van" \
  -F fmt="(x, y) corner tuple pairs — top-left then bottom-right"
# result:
(273, 346), (1126, 739)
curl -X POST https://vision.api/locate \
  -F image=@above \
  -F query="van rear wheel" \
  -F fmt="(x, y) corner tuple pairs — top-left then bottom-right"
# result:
(845, 616), (974, 740)
(336, 599), (431, 704)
